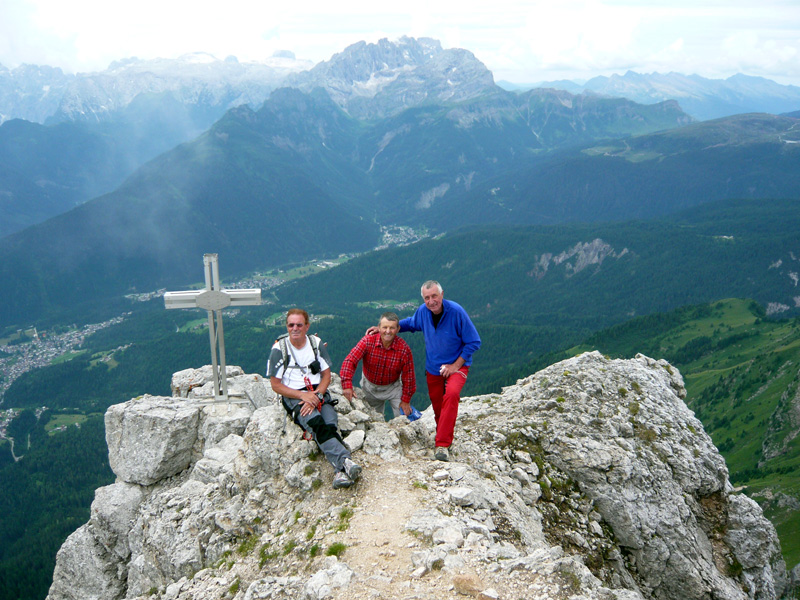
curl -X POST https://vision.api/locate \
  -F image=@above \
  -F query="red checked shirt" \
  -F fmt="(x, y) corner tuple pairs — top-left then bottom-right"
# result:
(339, 333), (416, 404)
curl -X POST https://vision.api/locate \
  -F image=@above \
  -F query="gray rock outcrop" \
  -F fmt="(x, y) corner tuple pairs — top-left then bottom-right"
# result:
(47, 354), (791, 600)
(286, 36), (497, 119)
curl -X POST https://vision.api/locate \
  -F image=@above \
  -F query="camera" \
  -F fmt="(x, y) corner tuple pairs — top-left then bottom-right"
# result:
(309, 359), (321, 375)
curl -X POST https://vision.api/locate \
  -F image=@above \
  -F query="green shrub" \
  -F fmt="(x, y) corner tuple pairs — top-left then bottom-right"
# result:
(283, 540), (297, 556)
(259, 544), (278, 568)
(237, 534), (259, 556)
(229, 578), (240, 595)
(337, 507), (353, 532)
(326, 542), (346, 557)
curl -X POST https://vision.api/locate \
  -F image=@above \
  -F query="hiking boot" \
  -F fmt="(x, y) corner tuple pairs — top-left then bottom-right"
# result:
(434, 446), (450, 462)
(343, 458), (362, 482)
(332, 471), (353, 489)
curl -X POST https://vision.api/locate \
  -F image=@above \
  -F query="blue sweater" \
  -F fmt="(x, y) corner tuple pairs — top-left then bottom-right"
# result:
(399, 299), (481, 375)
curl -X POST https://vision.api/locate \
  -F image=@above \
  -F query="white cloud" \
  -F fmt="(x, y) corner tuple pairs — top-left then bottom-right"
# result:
(1, 0), (799, 85)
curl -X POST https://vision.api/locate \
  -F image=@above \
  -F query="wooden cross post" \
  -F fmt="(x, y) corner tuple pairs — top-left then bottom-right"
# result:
(164, 254), (261, 403)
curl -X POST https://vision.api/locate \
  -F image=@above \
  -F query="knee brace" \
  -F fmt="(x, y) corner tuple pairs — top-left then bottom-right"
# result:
(307, 415), (343, 445)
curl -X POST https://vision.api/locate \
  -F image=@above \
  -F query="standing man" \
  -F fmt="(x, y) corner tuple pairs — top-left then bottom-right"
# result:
(340, 312), (416, 420)
(396, 281), (481, 461)
(268, 308), (362, 489)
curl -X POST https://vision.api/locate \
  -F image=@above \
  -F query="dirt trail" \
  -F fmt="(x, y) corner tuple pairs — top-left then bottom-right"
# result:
(328, 453), (490, 600)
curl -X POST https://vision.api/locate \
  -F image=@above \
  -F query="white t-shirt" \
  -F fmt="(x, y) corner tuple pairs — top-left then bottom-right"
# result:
(267, 335), (331, 390)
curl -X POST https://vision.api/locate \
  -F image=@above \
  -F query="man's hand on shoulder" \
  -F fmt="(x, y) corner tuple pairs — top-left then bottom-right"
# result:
(365, 326), (378, 336)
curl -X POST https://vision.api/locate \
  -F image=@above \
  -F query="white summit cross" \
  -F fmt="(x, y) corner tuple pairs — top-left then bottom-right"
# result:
(164, 253), (261, 402)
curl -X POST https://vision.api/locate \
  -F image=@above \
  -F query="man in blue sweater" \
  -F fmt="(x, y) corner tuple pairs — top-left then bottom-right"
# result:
(399, 280), (481, 461)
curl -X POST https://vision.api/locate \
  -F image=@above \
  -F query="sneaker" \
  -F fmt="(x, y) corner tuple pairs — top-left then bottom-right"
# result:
(434, 446), (450, 462)
(343, 458), (362, 482)
(332, 471), (353, 489)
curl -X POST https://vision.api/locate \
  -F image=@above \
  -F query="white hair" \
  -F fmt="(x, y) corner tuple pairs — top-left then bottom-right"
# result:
(420, 280), (443, 296)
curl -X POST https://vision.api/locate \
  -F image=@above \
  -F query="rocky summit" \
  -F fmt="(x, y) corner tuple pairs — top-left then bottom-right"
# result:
(46, 352), (790, 600)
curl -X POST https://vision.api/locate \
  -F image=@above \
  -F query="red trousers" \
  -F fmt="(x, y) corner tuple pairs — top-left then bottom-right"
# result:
(426, 366), (469, 448)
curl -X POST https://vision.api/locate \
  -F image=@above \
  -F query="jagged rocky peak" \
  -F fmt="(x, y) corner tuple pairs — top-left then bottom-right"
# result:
(286, 36), (498, 119)
(47, 353), (790, 600)
(0, 63), (74, 124)
(312, 36), (445, 83)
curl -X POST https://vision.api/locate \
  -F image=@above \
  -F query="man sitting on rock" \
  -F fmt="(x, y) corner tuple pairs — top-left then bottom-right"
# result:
(340, 311), (416, 420)
(267, 308), (361, 489)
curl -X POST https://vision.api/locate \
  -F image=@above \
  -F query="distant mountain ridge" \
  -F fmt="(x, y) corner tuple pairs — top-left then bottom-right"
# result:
(0, 63), (72, 123)
(0, 52), (311, 126)
(0, 37), (695, 237)
(5, 40), (800, 127)
(529, 71), (800, 121)
(0, 92), (241, 238)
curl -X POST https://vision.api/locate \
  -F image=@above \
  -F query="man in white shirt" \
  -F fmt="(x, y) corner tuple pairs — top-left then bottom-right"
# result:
(267, 308), (361, 489)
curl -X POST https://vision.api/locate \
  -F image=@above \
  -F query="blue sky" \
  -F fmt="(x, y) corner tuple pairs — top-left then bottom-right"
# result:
(1, 0), (799, 85)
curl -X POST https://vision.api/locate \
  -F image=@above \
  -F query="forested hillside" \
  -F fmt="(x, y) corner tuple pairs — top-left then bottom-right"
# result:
(276, 198), (800, 325)
(2, 197), (800, 598)
(2, 92), (798, 330)
(0, 416), (111, 600)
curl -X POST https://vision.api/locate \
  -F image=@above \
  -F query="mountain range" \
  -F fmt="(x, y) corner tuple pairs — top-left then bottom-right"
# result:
(0, 51), (310, 125)
(3, 36), (800, 240)
(3, 35), (800, 600)
(5, 41), (800, 127)
(524, 71), (800, 121)
(2, 96), (798, 329)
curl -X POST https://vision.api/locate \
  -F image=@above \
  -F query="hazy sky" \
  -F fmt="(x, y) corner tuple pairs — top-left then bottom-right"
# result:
(1, 0), (799, 85)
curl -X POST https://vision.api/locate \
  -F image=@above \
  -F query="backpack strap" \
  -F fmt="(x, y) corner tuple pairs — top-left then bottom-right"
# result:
(276, 333), (320, 374)
(276, 333), (290, 374)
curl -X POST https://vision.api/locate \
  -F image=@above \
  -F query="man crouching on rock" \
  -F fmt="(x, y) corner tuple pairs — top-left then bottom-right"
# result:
(340, 311), (416, 420)
(268, 308), (362, 489)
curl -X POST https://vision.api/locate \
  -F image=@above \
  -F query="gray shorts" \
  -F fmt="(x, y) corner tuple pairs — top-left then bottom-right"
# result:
(360, 374), (403, 418)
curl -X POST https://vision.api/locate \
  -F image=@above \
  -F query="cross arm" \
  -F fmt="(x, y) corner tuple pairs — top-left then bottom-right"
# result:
(164, 288), (261, 310)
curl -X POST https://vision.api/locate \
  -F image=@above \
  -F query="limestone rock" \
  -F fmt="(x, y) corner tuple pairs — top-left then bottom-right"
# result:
(47, 524), (126, 600)
(170, 365), (245, 398)
(362, 422), (402, 460)
(47, 356), (792, 600)
(190, 433), (244, 485)
(303, 557), (354, 599)
(453, 573), (483, 595)
(90, 482), (146, 560)
(105, 396), (200, 485)
(232, 404), (314, 492)
(196, 403), (251, 452)
(343, 429), (365, 452)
